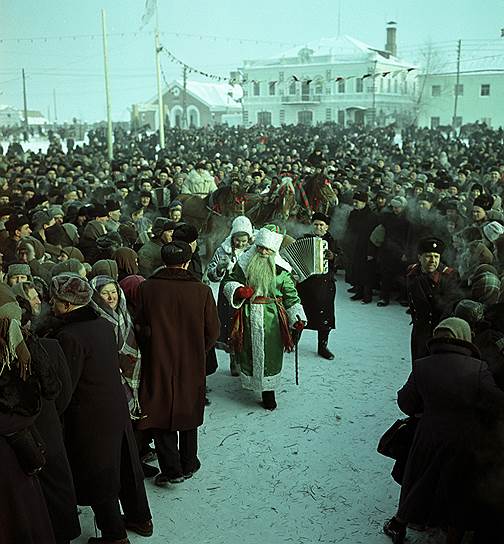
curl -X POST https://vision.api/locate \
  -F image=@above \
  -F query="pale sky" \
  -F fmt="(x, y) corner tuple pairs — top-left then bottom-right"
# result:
(1, 0), (503, 122)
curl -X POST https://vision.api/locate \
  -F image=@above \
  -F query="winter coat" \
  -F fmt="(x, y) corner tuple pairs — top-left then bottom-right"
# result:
(343, 206), (378, 287)
(296, 233), (336, 331)
(397, 337), (504, 528)
(406, 262), (460, 360)
(137, 238), (163, 278)
(181, 169), (218, 195)
(223, 251), (306, 393)
(43, 305), (129, 505)
(0, 411), (56, 543)
(136, 267), (220, 431)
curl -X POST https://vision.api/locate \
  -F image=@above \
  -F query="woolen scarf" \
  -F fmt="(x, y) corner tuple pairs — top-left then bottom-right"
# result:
(89, 275), (142, 419)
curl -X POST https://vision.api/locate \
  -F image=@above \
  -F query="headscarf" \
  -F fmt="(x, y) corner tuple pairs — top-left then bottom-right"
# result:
(89, 275), (142, 418)
(114, 247), (139, 278)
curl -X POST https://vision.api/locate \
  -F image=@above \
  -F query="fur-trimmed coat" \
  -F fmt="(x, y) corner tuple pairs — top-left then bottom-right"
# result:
(135, 267), (220, 431)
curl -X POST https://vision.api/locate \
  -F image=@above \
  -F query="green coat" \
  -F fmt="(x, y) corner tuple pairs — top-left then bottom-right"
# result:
(223, 252), (305, 393)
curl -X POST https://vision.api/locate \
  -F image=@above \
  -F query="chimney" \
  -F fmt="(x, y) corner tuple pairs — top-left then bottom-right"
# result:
(385, 21), (397, 57)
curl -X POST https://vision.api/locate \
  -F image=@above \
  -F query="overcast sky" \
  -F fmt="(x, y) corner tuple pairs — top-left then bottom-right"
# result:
(1, 0), (503, 123)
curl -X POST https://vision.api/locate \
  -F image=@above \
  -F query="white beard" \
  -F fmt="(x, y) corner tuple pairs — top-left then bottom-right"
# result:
(246, 252), (276, 299)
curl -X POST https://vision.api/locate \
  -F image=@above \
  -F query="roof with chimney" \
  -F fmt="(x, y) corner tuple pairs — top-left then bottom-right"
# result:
(243, 34), (414, 68)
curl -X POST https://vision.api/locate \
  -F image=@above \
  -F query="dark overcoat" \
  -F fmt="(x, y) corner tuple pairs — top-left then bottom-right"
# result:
(296, 233), (336, 331)
(343, 206), (378, 286)
(406, 263), (459, 360)
(397, 338), (504, 528)
(0, 412), (55, 544)
(35, 337), (80, 541)
(47, 306), (129, 505)
(136, 267), (220, 431)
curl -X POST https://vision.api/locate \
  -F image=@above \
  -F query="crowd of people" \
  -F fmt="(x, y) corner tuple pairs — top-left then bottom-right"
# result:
(1, 120), (504, 543)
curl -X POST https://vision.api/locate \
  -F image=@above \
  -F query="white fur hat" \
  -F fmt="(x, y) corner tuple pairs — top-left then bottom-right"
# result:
(230, 215), (253, 238)
(255, 225), (284, 253)
(483, 221), (504, 243)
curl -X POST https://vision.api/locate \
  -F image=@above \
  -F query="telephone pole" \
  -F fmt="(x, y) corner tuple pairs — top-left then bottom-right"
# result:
(154, 0), (165, 148)
(22, 68), (29, 131)
(182, 65), (188, 129)
(101, 9), (113, 160)
(452, 39), (462, 130)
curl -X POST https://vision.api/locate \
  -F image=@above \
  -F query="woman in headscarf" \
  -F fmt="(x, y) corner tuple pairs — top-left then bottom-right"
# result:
(207, 216), (254, 376)
(114, 247), (140, 282)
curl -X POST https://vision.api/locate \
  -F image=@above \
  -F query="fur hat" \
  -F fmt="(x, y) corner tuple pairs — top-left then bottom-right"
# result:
(173, 223), (199, 244)
(454, 299), (485, 325)
(352, 191), (368, 203)
(255, 225), (284, 253)
(48, 205), (64, 219)
(7, 263), (32, 279)
(51, 273), (92, 306)
(61, 246), (85, 263)
(473, 195), (493, 211)
(434, 317), (471, 343)
(311, 212), (331, 225)
(418, 237), (445, 255)
(51, 258), (85, 278)
(152, 217), (177, 237)
(483, 221), (504, 243)
(390, 196), (407, 209)
(161, 241), (193, 266)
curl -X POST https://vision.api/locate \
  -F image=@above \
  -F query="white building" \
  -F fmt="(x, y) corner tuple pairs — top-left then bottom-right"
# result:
(0, 105), (22, 127)
(132, 80), (242, 130)
(240, 25), (417, 127)
(417, 48), (504, 129)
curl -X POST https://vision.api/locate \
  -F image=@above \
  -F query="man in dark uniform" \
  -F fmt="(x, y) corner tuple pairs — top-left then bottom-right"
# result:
(406, 237), (459, 361)
(296, 212), (337, 360)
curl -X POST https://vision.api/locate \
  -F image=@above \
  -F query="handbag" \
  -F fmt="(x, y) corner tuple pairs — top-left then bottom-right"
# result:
(377, 417), (418, 460)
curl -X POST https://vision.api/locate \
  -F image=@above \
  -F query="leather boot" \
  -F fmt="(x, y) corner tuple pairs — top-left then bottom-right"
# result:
(317, 330), (334, 360)
(261, 391), (277, 410)
(229, 354), (240, 377)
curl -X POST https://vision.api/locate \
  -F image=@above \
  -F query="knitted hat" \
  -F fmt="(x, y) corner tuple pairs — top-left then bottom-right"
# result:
(51, 273), (92, 306)
(90, 259), (119, 280)
(454, 299), (485, 325)
(168, 200), (183, 210)
(173, 223), (199, 244)
(61, 246), (85, 263)
(483, 221), (504, 243)
(161, 241), (193, 266)
(434, 317), (471, 343)
(255, 224), (284, 253)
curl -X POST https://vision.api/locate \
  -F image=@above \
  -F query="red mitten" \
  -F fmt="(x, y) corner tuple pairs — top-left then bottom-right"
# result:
(293, 321), (305, 331)
(236, 286), (254, 300)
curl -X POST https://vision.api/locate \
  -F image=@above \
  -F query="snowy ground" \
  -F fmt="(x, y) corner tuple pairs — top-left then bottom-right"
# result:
(72, 277), (452, 544)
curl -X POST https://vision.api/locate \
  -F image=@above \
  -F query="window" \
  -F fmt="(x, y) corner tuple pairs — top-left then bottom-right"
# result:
(325, 108), (332, 121)
(253, 82), (260, 96)
(356, 78), (363, 93)
(430, 116), (440, 129)
(337, 110), (345, 126)
(243, 110), (249, 125)
(279, 109), (285, 124)
(481, 84), (490, 96)
(325, 84), (331, 95)
(289, 81), (297, 95)
(431, 85), (441, 97)
(387, 79), (391, 93)
(279, 72), (284, 82)
(338, 79), (345, 93)
(393, 80), (398, 93)
(379, 78), (384, 93)
(297, 110), (313, 125)
(453, 116), (463, 128)
(454, 83), (464, 96)
(257, 111), (272, 125)
(314, 79), (323, 94)
(269, 81), (276, 96)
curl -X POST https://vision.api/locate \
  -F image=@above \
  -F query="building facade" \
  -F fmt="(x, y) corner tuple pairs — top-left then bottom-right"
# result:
(239, 27), (417, 128)
(132, 80), (241, 130)
(417, 54), (504, 128)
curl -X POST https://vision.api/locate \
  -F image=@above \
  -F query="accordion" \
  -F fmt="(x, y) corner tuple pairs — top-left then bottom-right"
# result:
(280, 237), (328, 282)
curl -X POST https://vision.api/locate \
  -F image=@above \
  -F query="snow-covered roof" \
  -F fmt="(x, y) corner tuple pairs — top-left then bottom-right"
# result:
(146, 80), (241, 110)
(0, 104), (18, 112)
(243, 35), (414, 68)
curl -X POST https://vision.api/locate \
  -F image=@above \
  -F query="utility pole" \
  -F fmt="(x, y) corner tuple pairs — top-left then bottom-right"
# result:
(154, 0), (165, 148)
(182, 65), (188, 129)
(371, 60), (377, 127)
(22, 68), (29, 131)
(101, 9), (113, 161)
(53, 88), (58, 123)
(452, 39), (462, 130)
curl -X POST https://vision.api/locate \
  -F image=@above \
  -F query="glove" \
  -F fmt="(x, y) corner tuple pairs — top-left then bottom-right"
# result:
(325, 249), (335, 261)
(236, 286), (254, 300)
(293, 320), (305, 331)
(216, 262), (228, 274)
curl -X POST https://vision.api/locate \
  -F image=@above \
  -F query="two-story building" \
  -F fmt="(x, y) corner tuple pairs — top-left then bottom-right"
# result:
(417, 50), (504, 129)
(239, 24), (417, 127)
